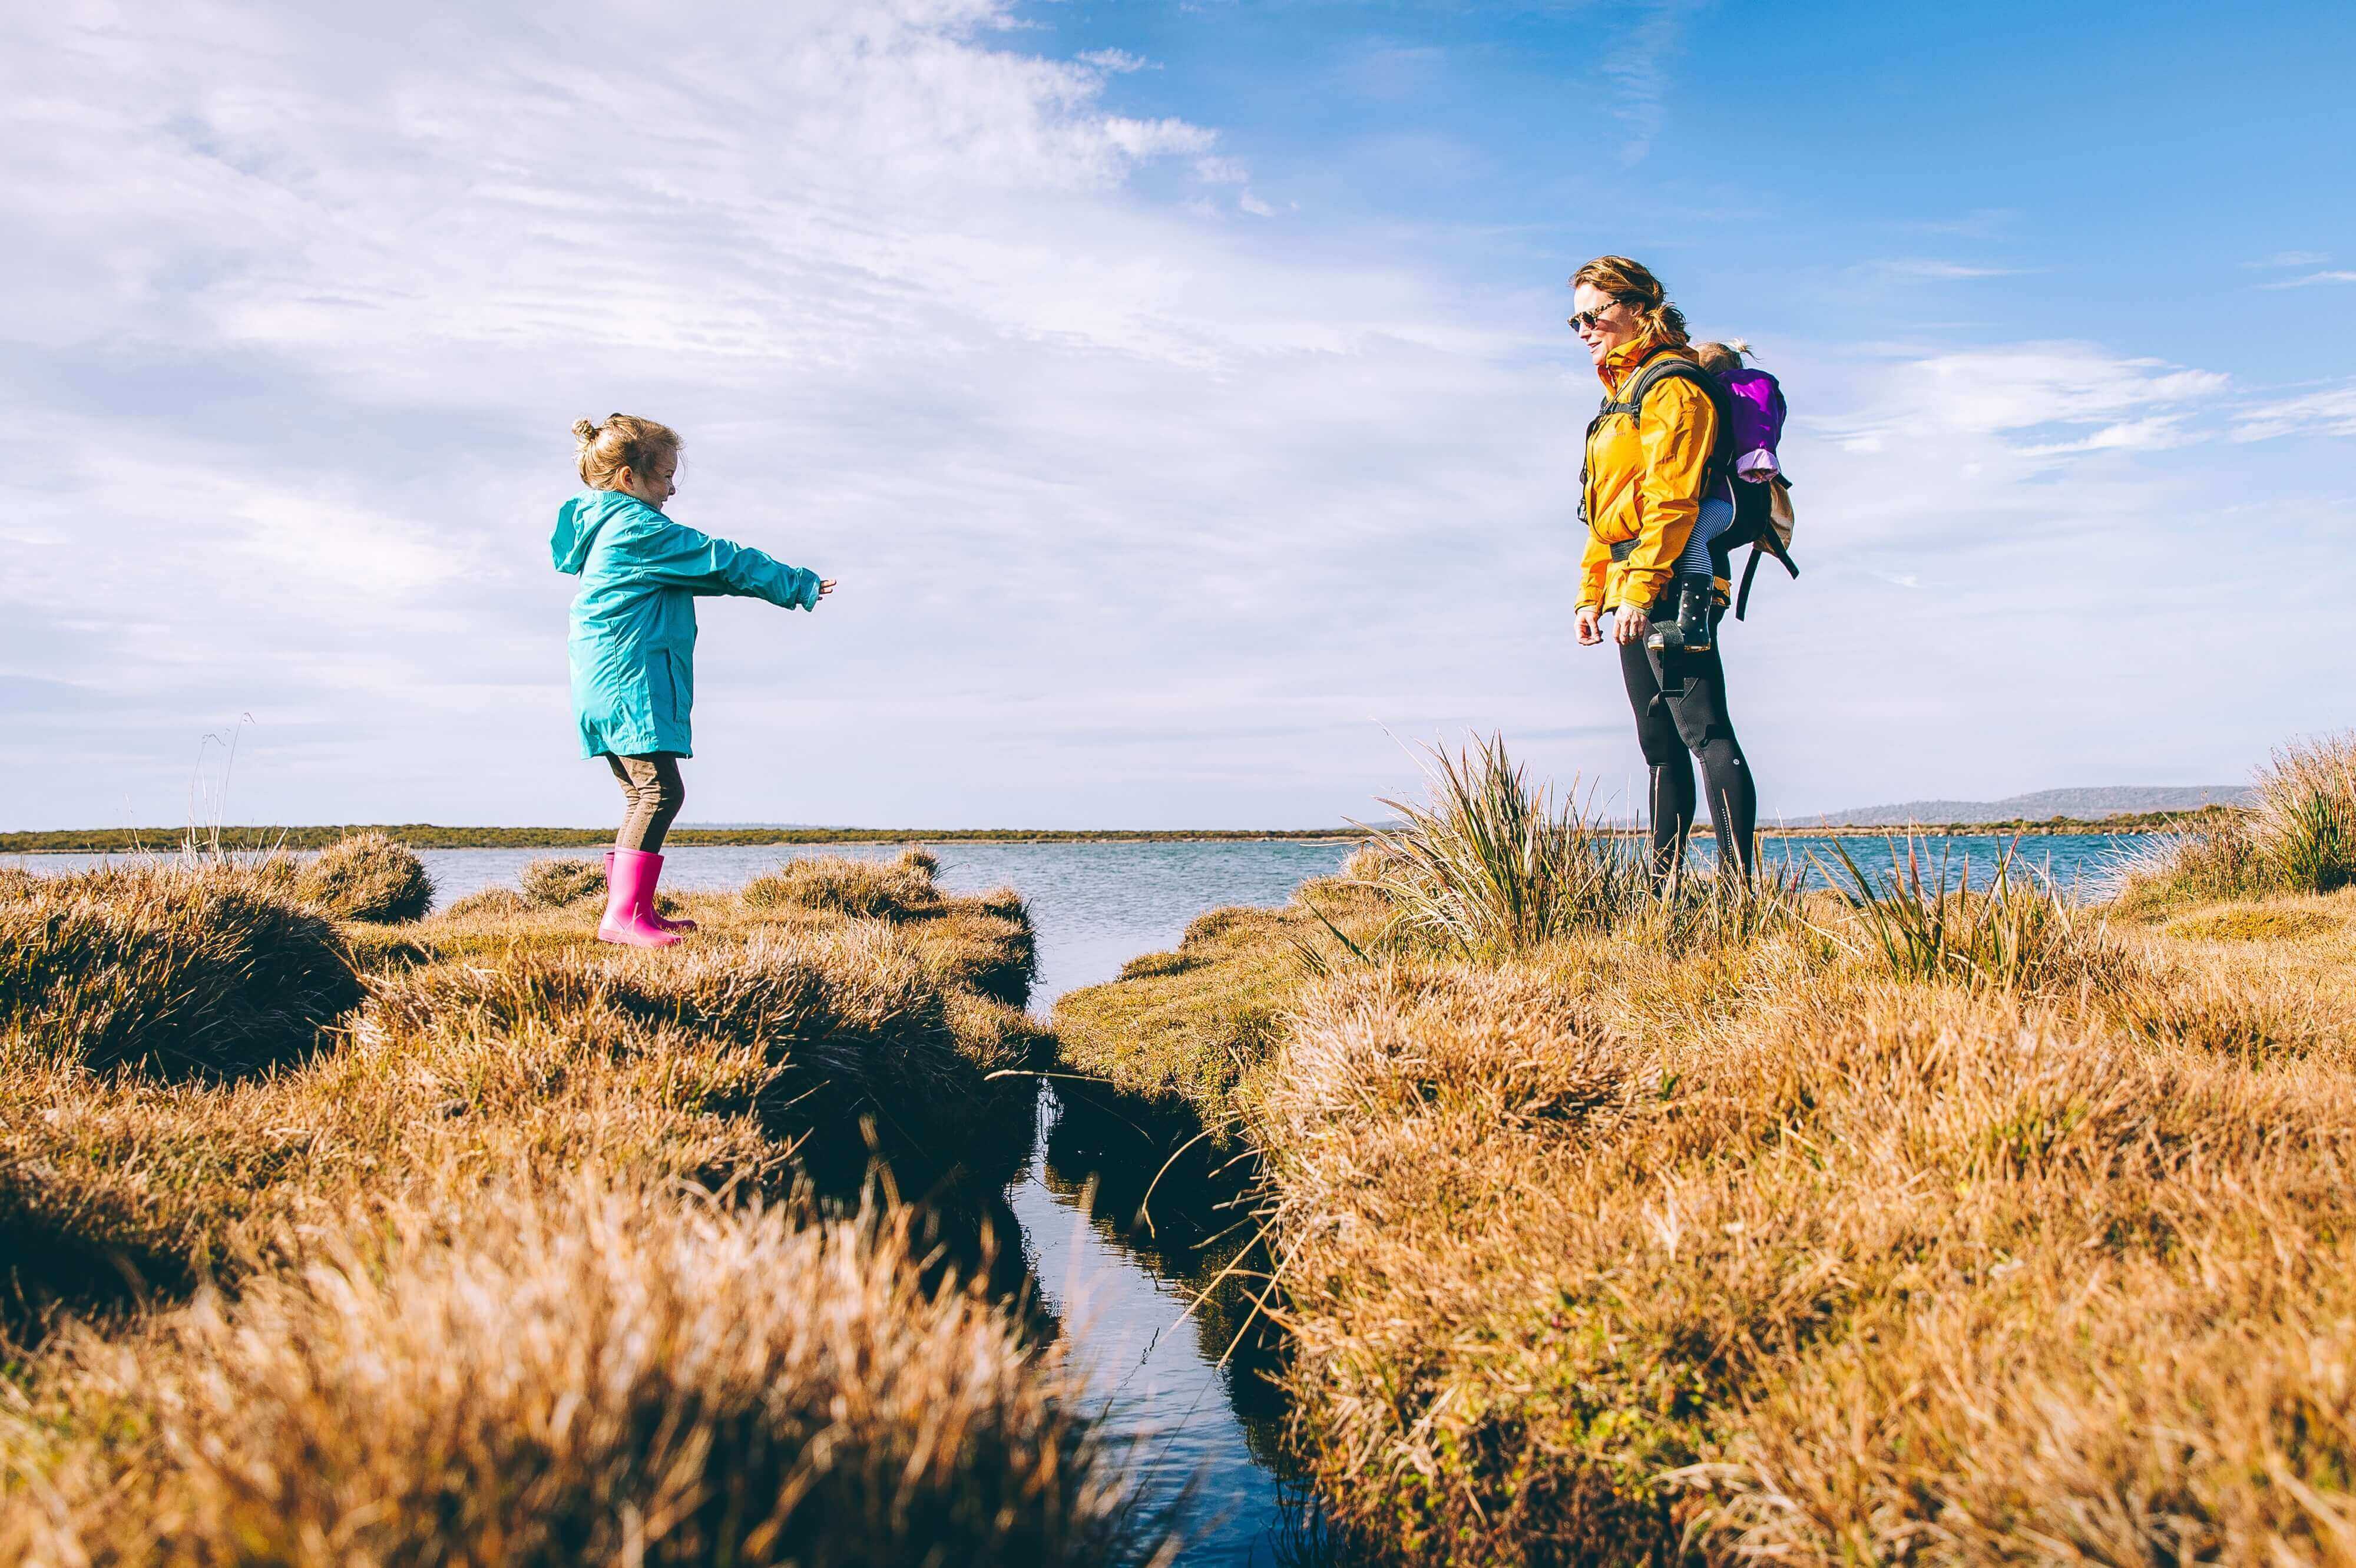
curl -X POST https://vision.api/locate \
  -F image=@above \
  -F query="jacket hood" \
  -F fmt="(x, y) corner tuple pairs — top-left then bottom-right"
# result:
(551, 488), (655, 576)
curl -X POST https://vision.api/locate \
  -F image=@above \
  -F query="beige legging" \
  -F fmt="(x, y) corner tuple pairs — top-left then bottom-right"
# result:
(607, 753), (685, 854)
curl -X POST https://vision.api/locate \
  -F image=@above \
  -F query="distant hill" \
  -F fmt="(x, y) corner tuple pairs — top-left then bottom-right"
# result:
(1807, 785), (2251, 828)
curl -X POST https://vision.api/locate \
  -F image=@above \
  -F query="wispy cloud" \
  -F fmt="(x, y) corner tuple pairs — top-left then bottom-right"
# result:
(1601, 0), (1697, 167)
(2232, 383), (2356, 441)
(1866, 259), (2033, 280)
(2260, 270), (2356, 289)
(2244, 250), (2330, 269)
(1905, 209), (2021, 240)
(1078, 48), (1154, 74)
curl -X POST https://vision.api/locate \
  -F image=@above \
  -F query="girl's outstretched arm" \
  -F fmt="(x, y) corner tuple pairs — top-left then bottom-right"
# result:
(617, 515), (823, 610)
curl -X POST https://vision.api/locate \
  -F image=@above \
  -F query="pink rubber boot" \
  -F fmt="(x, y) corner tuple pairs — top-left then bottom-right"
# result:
(606, 851), (696, 932)
(598, 849), (680, 948)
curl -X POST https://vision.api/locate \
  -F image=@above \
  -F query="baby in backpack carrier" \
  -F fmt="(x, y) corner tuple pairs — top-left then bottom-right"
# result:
(1647, 340), (1789, 656)
(1680, 339), (1783, 577)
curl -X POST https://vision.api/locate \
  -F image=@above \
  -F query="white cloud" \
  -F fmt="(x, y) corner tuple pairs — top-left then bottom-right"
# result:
(2245, 250), (2330, 269)
(2261, 270), (2356, 289)
(2233, 385), (2356, 441)
(0, 0), (2345, 831)
(1078, 48), (1153, 74)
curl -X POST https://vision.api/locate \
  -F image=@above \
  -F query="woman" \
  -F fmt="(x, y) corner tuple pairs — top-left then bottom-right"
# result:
(1569, 256), (1759, 882)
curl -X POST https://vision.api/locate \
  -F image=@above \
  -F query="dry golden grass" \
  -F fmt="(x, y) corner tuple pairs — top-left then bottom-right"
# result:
(1, 861), (362, 1079)
(518, 853), (605, 907)
(744, 851), (944, 920)
(292, 830), (435, 922)
(0, 854), (1164, 1563)
(1, 860), (1043, 1326)
(1049, 759), (2356, 1564)
(1209, 888), (2356, 1563)
(2, 1175), (1156, 1568)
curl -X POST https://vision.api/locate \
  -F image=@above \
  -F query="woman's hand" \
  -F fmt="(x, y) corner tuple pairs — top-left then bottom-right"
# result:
(1574, 606), (1603, 646)
(1614, 606), (1650, 646)
(816, 580), (836, 597)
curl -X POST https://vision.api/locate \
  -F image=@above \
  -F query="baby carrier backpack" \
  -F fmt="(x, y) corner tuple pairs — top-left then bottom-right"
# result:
(1591, 351), (1801, 624)
(1712, 366), (1799, 619)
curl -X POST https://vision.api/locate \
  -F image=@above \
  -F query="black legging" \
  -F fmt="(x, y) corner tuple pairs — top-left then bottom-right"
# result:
(1617, 603), (1758, 881)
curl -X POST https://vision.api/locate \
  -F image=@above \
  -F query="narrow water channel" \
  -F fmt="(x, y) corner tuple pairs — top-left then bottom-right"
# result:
(974, 841), (1356, 1564)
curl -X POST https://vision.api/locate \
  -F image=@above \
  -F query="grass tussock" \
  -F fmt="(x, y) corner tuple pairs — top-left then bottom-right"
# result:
(745, 853), (944, 921)
(1362, 735), (1652, 960)
(293, 830), (435, 922)
(2, 1176), (1151, 1568)
(0, 856), (1042, 1328)
(1, 861), (362, 1079)
(2122, 732), (2356, 909)
(519, 854), (605, 907)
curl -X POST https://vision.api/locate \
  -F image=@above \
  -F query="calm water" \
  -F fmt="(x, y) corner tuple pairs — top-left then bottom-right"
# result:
(5, 832), (2145, 1563)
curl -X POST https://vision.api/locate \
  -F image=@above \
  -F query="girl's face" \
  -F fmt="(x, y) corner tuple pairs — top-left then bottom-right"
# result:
(617, 455), (677, 510)
(1569, 283), (1639, 367)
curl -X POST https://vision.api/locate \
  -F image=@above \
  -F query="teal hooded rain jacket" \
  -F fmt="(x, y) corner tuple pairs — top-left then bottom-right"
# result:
(551, 488), (822, 759)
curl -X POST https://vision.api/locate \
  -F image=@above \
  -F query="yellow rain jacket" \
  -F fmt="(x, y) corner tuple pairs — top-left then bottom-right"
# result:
(1577, 333), (1720, 615)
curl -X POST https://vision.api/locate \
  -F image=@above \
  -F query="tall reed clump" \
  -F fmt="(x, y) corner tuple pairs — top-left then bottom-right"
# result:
(4, 1177), (1156, 1568)
(1817, 836), (2133, 996)
(1362, 734), (1652, 961)
(1, 861), (362, 1077)
(2123, 733), (2356, 908)
(294, 831), (435, 922)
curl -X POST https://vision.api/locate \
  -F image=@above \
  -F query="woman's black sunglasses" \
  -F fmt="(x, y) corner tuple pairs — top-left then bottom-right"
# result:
(1567, 301), (1624, 332)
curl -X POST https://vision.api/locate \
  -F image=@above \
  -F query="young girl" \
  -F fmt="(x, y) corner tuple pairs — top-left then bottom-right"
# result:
(551, 415), (833, 948)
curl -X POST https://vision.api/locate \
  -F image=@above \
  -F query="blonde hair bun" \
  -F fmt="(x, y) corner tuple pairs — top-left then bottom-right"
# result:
(571, 413), (682, 491)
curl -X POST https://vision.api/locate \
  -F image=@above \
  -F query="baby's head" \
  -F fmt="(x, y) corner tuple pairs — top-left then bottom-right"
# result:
(574, 414), (681, 508)
(1692, 339), (1753, 375)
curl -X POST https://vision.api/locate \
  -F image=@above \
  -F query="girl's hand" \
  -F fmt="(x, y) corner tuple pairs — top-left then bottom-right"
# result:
(1574, 606), (1603, 646)
(1614, 607), (1650, 646)
(816, 580), (836, 597)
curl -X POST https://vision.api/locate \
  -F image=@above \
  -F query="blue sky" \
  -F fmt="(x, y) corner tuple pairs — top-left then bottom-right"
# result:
(4, 0), (2353, 829)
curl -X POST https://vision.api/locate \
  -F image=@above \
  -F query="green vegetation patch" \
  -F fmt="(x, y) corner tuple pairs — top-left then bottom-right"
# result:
(1051, 877), (1387, 1136)
(2166, 905), (2338, 942)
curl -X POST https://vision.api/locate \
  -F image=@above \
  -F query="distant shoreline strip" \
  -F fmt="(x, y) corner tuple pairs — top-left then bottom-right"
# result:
(0, 813), (2237, 854)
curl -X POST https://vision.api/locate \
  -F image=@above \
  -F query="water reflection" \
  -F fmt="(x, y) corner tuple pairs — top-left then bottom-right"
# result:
(1008, 1083), (1339, 1566)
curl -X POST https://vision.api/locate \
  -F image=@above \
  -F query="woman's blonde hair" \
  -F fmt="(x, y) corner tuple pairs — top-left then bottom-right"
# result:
(1571, 255), (1688, 347)
(573, 414), (681, 491)
(1692, 339), (1754, 373)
